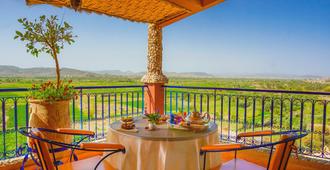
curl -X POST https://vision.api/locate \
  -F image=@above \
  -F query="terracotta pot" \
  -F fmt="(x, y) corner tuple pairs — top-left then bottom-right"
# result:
(29, 99), (71, 144)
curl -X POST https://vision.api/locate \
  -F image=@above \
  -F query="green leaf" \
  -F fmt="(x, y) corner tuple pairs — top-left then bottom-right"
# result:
(40, 15), (46, 21)
(15, 31), (23, 37)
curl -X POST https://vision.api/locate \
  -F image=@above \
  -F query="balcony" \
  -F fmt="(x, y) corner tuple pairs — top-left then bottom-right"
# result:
(1, 0), (329, 169)
(0, 85), (329, 169)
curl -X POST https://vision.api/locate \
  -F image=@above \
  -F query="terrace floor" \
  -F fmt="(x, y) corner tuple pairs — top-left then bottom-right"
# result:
(220, 150), (330, 170)
(1, 148), (329, 170)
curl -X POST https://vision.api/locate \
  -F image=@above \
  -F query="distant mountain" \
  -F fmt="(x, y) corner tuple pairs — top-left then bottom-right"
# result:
(165, 72), (214, 78)
(0, 65), (98, 77)
(213, 73), (324, 79)
(94, 70), (214, 77)
(0, 65), (214, 78)
(94, 70), (214, 78)
(94, 70), (140, 76)
(0, 65), (325, 79)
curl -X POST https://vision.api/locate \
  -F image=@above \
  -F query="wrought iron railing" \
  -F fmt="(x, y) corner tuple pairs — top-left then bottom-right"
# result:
(164, 85), (330, 160)
(1, 85), (329, 161)
(0, 85), (145, 160)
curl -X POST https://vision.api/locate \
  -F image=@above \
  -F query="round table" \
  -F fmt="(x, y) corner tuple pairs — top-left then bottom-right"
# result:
(105, 118), (221, 170)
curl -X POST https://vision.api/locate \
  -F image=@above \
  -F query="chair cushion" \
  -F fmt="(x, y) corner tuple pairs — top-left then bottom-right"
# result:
(220, 158), (266, 170)
(59, 155), (115, 170)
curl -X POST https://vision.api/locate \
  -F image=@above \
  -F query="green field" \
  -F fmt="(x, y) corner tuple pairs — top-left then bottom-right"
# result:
(0, 76), (330, 159)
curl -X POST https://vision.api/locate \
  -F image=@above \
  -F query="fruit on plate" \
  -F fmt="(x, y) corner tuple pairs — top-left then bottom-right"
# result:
(160, 115), (168, 122)
(169, 113), (184, 124)
(180, 121), (208, 132)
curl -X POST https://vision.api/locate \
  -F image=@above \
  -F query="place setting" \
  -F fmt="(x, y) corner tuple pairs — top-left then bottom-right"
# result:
(118, 116), (138, 132)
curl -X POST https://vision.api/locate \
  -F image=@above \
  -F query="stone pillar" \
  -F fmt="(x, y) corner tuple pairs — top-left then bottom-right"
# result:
(141, 24), (168, 115)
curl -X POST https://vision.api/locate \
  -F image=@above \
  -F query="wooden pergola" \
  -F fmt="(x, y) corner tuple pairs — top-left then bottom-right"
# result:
(26, 0), (224, 27)
(26, 0), (225, 114)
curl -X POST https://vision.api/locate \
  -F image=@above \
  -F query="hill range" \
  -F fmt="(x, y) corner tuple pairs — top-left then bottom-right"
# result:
(0, 65), (215, 78)
(0, 65), (324, 79)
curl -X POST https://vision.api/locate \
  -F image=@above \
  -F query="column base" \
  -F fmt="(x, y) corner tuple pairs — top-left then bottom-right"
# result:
(144, 83), (165, 115)
(141, 73), (168, 84)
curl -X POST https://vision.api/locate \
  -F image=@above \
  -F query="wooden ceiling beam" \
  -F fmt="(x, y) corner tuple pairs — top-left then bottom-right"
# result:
(202, 0), (224, 7)
(165, 0), (203, 12)
(159, 0), (225, 28)
(158, 12), (190, 27)
(70, 0), (81, 10)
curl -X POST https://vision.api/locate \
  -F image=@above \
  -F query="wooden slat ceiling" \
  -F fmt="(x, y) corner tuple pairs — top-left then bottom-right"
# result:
(26, 0), (225, 27)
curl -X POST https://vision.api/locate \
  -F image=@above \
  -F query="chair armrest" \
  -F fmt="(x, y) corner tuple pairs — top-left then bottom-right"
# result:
(56, 128), (95, 136)
(80, 143), (125, 150)
(237, 130), (274, 139)
(201, 144), (244, 152)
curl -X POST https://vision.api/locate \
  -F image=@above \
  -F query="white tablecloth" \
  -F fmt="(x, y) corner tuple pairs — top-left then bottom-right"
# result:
(105, 120), (221, 170)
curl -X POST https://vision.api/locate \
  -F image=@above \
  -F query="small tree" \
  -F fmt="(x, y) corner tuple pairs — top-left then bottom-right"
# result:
(14, 15), (76, 89)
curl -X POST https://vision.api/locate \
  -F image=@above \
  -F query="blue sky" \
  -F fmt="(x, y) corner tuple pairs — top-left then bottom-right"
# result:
(0, 0), (329, 76)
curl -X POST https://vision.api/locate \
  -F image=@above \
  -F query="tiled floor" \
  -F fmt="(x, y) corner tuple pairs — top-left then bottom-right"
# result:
(221, 150), (330, 170)
(3, 149), (329, 170)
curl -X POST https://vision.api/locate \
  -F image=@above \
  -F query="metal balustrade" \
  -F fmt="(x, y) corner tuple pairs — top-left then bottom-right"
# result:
(164, 85), (330, 160)
(0, 86), (145, 160)
(0, 85), (329, 161)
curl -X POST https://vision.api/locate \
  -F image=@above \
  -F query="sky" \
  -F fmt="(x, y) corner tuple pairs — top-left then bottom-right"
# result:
(0, 0), (329, 76)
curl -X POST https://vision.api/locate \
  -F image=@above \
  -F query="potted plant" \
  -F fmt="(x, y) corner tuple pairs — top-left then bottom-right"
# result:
(145, 113), (161, 130)
(14, 15), (77, 143)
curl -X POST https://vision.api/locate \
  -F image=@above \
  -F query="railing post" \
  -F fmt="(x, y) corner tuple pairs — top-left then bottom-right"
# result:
(1, 99), (6, 159)
(79, 88), (83, 130)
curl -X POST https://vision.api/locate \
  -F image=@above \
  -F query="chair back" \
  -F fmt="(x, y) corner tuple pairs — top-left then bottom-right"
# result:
(30, 129), (56, 170)
(268, 135), (295, 170)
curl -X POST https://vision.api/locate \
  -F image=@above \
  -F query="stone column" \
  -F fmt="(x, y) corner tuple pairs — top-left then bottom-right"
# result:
(141, 24), (168, 115)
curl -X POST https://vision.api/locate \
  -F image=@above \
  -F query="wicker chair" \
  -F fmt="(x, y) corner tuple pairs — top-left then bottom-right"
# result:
(200, 130), (308, 170)
(19, 127), (125, 170)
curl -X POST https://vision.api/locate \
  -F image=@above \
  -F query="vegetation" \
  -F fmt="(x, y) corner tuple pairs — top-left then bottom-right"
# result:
(145, 113), (161, 124)
(14, 15), (77, 100)
(0, 76), (329, 158)
(30, 80), (77, 102)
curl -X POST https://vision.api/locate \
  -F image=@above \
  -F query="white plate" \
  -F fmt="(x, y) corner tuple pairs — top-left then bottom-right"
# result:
(117, 128), (138, 133)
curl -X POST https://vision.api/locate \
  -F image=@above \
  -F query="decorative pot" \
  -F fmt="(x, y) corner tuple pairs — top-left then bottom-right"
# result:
(148, 122), (156, 130)
(29, 99), (71, 143)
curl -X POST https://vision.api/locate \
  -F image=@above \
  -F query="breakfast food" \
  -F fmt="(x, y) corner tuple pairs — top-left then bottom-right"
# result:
(121, 116), (133, 122)
(120, 116), (135, 130)
(180, 112), (210, 131)
(121, 121), (135, 130)
(167, 112), (210, 131)
(180, 121), (208, 132)
(158, 115), (168, 123)
(189, 112), (210, 124)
